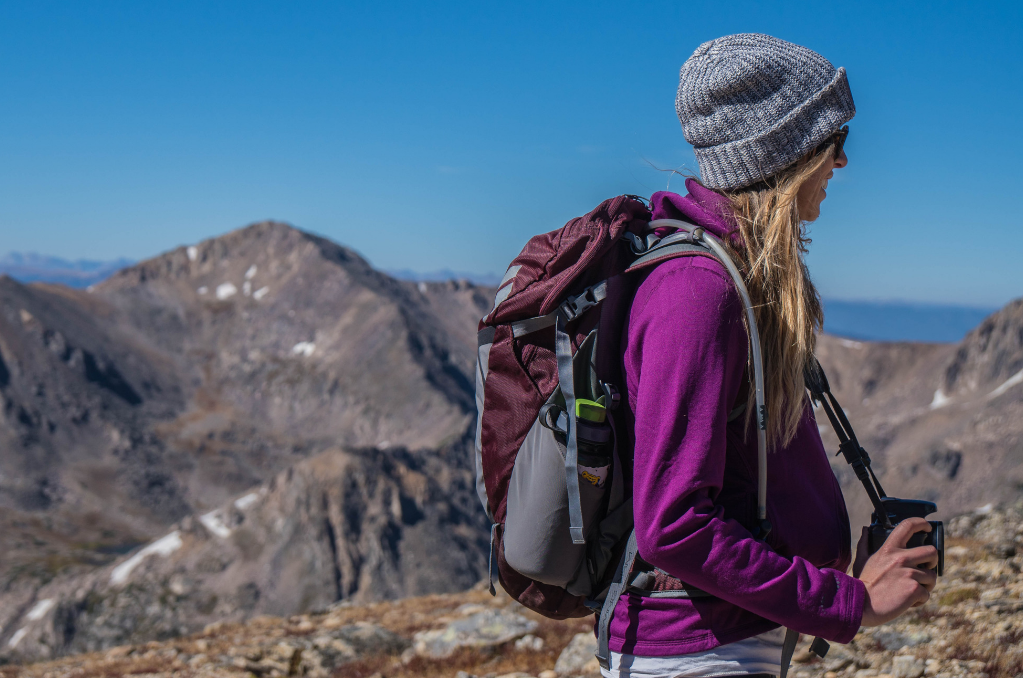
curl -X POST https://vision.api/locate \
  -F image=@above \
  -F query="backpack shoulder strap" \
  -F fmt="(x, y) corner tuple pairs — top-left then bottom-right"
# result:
(648, 219), (769, 532)
(594, 220), (772, 670)
(623, 230), (718, 273)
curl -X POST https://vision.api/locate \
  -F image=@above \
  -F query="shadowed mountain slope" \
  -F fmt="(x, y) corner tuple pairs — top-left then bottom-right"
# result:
(0, 222), (495, 661)
(2, 443), (487, 661)
(816, 298), (1023, 530)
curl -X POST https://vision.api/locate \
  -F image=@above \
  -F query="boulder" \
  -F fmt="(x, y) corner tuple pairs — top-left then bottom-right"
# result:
(412, 609), (538, 658)
(554, 632), (599, 677)
(891, 655), (925, 678)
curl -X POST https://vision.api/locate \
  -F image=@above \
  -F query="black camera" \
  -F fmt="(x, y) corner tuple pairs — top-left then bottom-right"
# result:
(867, 498), (944, 576)
(805, 360), (944, 578)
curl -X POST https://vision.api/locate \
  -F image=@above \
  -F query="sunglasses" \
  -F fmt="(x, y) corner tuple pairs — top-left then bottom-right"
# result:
(815, 125), (849, 159)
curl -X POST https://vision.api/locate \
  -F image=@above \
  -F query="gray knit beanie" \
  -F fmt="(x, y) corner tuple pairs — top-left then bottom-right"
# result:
(677, 33), (856, 190)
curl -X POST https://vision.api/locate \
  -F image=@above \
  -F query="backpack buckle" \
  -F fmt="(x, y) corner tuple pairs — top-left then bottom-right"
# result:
(600, 382), (621, 411)
(560, 288), (595, 321)
(559, 282), (606, 322)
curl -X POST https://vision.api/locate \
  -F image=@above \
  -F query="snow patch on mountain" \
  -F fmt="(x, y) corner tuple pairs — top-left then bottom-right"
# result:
(110, 531), (183, 585)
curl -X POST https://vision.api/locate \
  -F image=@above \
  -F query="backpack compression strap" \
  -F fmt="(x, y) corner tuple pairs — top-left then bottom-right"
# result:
(596, 529), (638, 671)
(556, 313), (586, 544)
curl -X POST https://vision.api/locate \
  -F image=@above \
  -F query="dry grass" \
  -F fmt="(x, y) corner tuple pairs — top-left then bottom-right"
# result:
(937, 586), (980, 606)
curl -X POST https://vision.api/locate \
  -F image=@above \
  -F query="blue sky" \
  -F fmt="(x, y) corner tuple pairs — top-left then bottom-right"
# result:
(0, 1), (1020, 306)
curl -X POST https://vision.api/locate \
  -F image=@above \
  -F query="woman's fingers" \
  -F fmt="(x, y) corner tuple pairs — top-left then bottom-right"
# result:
(902, 545), (940, 570)
(858, 517), (942, 626)
(909, 566), (938, 591)
(886, 517), (931, 549)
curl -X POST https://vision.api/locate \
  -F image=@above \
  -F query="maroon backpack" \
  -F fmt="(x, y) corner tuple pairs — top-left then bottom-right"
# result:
(473, 192), (768, 606)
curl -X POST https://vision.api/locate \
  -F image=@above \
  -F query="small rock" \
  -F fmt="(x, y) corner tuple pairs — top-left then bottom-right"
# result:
(872, 628), (929, 652)
(825, 657), (853, 673)
(515, 634), (545, 652)
(821, 642), (855, 671)
(203, 621), (224, 636)
(892, 656), (925, 678)
(986, 541), (1016, 559)
(293, 619), (316, 633)
(104, 646), (132, 659)
(539, 671), (558, 678)
(333, 622), (408, 656)
(554, 632), (599, 676)
(946, 545), (970, 558)
(413, 609), (538, 658)
(456, 603), (489, 616)
(456, 672), (478, 678)
(980, 587), (1005, 601)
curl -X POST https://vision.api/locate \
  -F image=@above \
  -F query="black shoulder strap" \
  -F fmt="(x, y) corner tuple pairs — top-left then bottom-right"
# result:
(805, 359), (892, 527)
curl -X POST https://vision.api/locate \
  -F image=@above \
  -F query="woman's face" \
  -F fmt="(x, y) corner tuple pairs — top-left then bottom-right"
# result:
(797, 146), (849, 222)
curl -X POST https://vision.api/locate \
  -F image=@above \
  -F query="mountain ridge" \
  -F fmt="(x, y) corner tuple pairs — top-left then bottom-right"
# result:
(4, 246), (1006, 344)
(2, 220), (1021, 664)
(0, 221), (496, 662)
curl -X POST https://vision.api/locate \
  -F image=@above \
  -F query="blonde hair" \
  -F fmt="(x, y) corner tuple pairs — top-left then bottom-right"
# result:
(719, 146), (835, 447)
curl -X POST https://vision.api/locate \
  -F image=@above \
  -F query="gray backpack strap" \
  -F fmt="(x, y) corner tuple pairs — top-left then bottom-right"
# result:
(510, 281), (608, 338)
(779, 628), (800, 678)
(591, 223), (775, 670)
(648, 219), (770, 535)
(596, 529), (640, 671)
(487, 523), (499, 596)
(625, 237), (714, 273)
(555, 315), (585, 545)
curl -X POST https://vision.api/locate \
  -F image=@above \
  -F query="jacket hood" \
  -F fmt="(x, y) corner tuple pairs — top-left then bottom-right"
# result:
(649, 178), (738, 244)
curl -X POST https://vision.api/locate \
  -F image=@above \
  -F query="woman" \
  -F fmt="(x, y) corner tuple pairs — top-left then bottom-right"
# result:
(606, 34), (938, 677)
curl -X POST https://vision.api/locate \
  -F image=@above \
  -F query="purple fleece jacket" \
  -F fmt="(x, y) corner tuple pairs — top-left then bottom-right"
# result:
(608, 178), (865, 655)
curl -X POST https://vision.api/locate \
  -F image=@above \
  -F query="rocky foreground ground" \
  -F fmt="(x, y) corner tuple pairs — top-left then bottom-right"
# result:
(4, 505), (1023, 678)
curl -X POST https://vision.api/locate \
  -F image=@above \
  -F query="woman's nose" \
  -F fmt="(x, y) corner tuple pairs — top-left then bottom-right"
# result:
(833, 148), (849, 169)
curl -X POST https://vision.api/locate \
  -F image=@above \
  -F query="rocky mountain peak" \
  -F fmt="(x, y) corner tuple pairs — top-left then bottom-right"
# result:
(97, 220), (374, 296)
(943, 298), (1023, 398)
(0, 222), (496, 664)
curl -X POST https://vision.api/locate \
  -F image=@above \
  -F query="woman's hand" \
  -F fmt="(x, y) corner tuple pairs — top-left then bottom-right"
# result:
(856, 517), (939, 627)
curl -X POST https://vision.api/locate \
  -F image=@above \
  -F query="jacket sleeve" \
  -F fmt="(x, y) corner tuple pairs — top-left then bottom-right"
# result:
(626, 261), (865, 643)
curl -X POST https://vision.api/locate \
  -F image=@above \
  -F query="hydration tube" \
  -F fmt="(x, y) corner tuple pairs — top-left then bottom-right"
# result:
(648, 219), (769, 524)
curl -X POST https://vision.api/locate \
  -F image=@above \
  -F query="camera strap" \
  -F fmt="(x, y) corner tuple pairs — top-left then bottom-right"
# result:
(805, 359), (893, 529)
(779, 358), (895, 676)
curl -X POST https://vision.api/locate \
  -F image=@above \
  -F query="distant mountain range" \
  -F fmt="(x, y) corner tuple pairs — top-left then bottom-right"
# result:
(387, 267), (503, 286)
(2, 252), (1002, 343)
(0, 252), (135, 288)
(822, 299), (999, 343)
